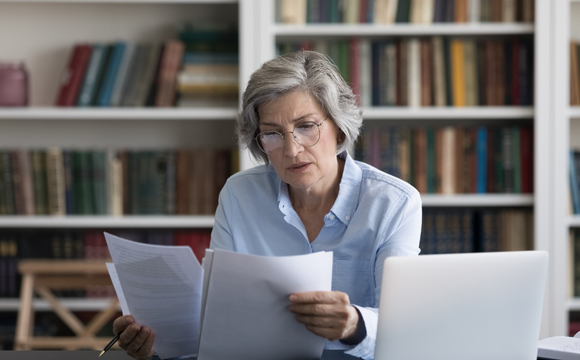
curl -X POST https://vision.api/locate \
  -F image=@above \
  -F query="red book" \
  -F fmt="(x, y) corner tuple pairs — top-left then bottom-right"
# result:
(359, 0), (368, 23)
(189, 231), (211, 265)
(520, 126), (533, 193)
(349, 38), (360, 105)
(56, 44), (92, 106)
(155, 40), (185, 107)
(511, 39), (520, 105)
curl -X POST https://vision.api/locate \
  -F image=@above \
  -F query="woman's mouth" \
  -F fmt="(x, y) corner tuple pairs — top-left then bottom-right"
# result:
(288, 163), (310, 172)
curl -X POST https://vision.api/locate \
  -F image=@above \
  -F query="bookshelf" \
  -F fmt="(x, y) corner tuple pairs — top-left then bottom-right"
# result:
(553, 0), (580, 338)
(249, 0), (552, 338)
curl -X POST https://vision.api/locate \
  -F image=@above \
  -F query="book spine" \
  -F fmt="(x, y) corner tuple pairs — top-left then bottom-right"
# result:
(96, 42), (126, 107)
(56, 44), (92, 107)
(477, 126), (487, 193)
(46, 147), (66, 216)
(77, 44), (107, 107)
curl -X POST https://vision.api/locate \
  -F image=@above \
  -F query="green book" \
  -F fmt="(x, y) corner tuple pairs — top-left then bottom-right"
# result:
(91, 151), (107, 215)
(79, 151), (94, 215)
(338, 41), (349, 83)
(329, 0), (339, 23)
(512, 127), (522, 193)
(396, 0), (411, 23)
(30, 150), (49, 215)
(426, 128), (436, 194)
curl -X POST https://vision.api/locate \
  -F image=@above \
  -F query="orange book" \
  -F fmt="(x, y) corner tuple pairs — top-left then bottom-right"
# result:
(571, 42), (580, 106)
(451, 40), (466, 107)
(455, 0), (467, 22)
(441, 126), (456, 194)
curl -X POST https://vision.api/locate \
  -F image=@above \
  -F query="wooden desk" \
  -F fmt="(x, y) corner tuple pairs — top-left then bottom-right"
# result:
(14, 260), (120, 350)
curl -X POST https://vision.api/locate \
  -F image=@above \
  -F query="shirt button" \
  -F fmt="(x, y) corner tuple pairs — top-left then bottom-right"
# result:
(345, 215), (350, 220)
(329, 215), (335, 220)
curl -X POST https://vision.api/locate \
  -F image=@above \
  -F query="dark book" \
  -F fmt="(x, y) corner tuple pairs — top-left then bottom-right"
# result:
(477, 41), (487, 106)
(77, 44), (108, 107)
(443, 37), (453, 106)
(56, 44), (92, 107)
(91, 151), (107, 215)
(96, 42), (126, 107)
(176, 149), (191, 215)
(145, 45), (166, 107)
(460, 210), (474, 252)
(62, 150), (75, 215)
(575, 229), (580, 297)
(486, 128), (496, 193)
(91, 45), (113, 106)
(396, 0), (411, 22)
(502, 127), (514, 193)
(0, 151), (15, 215)
(511, 39), (520, 105)
(520, 126), (533, 193)
(476, 127), (488, 193)
(30, 150), (49, 215)
(504, 40), (512, 106)
(433, 0), (445, 22)
(494, 127), (505, 193)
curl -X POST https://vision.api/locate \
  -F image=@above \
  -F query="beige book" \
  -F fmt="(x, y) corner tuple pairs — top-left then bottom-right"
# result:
(502, 0), (515, 22)
(410, 0), (423, 23)
(344, 0), (360, 23)
(468, 0), (481, 22)
(432, 36), (446, 107)
(421, 0), (434, 24)
(374, 0), (389, 24)
(359, 39), (372, 107)
(110, 154), (123, 217)
(281, 0), (306, 24)
(408, 38), (422, 108)
(46, 147), (66, 216)
(400, 40), (409, 106)
(386, 0), (399, 24)
(571, 42), (580, 106)
(441, 126), (456, 194)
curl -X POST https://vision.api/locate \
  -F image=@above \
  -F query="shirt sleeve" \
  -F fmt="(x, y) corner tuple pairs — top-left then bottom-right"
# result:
(344, 189), (422, 359)
(209, 182), (236, 252)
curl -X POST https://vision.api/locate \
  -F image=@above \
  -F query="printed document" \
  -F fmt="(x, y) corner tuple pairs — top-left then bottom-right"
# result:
(105, 232), (203, 359)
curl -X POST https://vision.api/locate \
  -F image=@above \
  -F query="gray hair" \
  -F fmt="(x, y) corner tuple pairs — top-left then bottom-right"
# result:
(236, 50), (363, 164)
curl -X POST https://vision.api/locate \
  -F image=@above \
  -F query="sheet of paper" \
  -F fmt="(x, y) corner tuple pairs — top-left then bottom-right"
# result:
(105, 263), (130, 315)
(198, 249), (333, 360)
(538, 336), (580, 360)
(105, 232), (204, 360)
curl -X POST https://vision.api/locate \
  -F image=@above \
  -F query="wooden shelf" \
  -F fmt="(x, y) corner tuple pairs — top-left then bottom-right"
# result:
(0, 298), (119, 312)
(0, 108), (238, 120)
(420, 194), (534, 207)
(0, 216), (215, 228)
(362, 106), (534, 119)
(274, 23), (535, 37)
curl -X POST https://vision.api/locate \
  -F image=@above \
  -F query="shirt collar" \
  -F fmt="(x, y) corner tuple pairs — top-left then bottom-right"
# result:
(274, 151), (362, 225)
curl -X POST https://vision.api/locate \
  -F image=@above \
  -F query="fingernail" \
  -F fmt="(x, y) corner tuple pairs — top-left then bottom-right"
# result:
(289, 295), (296, 301)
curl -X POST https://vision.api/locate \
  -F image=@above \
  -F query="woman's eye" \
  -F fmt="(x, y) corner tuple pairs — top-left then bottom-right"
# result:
(297, 123), (315, 130)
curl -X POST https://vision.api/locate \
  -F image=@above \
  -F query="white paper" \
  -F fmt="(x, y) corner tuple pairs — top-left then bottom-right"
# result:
(104, 232), (204, 360)
(105, 263), (130, 315)
(197, 249), (333, 360)
(538, 336), (580, 360)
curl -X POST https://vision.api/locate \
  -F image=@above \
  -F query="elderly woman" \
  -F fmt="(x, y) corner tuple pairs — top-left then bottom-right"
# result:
(113, 50), (422, 360)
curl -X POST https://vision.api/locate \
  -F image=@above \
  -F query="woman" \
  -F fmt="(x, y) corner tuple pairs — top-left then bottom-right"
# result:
(113, 50), (422, 360)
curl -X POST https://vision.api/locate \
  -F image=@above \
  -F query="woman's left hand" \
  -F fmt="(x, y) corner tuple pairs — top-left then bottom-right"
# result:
(288, 291), (361, 342)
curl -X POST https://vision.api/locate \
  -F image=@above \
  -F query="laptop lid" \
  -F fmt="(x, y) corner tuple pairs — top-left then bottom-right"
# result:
(374, 251), (548, 360)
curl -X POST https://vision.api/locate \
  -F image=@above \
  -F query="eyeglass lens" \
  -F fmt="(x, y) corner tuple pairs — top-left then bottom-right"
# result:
(258, 123), (320, 154)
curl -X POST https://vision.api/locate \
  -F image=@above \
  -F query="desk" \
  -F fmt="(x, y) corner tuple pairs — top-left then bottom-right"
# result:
(1, 350), (361, 359)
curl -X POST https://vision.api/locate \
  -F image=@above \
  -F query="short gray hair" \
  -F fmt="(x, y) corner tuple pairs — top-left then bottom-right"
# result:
(236, 50), (363, 164)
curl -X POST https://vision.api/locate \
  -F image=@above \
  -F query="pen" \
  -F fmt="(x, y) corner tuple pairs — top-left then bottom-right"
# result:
(99, 332), (121, 357)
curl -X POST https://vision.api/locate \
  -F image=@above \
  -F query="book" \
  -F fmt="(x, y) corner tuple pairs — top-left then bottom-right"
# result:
(11, 150), (35, 215)
(77, 44), (108, 107)
(476, 126), (487, 193)
(110, 43), (136, 107)
(94, 42), (125, 107)
(155, 40), (185, 107)
(432, 36), (447, 107)
(46, 147), (66, 216)
(450, 39), (466, 106)
(30, 150), (49, 215)
(408, 38), (421, 108)
(131, 44), (162, 107)
(420, 39), (432, 106)
(572, 42), (580, 106)
(56, 44), (92, 107)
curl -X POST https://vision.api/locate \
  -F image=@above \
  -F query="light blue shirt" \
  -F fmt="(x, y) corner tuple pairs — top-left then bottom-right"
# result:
(210, 151), (422, 359)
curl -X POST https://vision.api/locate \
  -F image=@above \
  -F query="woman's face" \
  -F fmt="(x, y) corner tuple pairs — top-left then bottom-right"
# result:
(258, 91), (341, 194)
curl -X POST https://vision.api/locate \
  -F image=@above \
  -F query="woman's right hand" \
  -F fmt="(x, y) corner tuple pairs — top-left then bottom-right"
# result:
(112, 315), (155, 360)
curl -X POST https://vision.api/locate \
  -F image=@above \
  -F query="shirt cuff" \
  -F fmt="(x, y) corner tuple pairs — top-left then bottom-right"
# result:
(343, 305), (378, 360)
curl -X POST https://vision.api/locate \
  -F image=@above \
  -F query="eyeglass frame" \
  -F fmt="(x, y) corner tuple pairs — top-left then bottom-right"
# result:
(254, 117), (328, 154)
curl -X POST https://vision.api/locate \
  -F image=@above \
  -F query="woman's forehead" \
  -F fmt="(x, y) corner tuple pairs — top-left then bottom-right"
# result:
(258, 92), (323, 122)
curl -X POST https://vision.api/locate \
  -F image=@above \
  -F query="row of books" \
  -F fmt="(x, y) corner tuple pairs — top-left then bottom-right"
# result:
(420, 208), (533, 255)
(572, 229), (580, 297)
(0, 229), (212, 299)
(355, 125), (533, 194)
(278, 37), (533, 107)
(570, 42), (580, 106)
(55, 26), (239, 108)
(0, 148), (237, 216)
(277, 0), (535, 24)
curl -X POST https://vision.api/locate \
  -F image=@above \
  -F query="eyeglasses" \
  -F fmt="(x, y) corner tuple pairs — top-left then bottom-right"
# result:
(255, 118), (327, 154)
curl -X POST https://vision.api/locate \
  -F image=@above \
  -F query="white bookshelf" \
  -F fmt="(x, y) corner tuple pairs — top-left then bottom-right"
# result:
(273, 23), (535, 37)
(0, 108), (238, 120)
(361, 107), (534, 120)
(0, 215), (214, 228)
(0, 298), (119, 312)
(420, 194), (534, 207)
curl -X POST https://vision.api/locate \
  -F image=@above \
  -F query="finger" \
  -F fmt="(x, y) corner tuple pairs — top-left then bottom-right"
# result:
(304, 324), (343, 342)
(294, 314), (342, 328)
(134, 328), (156, 360)
(124, 326), (153, 358)
(113, 315), (135, 336)
(118, 322), (142, 348)
(290, 291), (350, 305)
(289, 303), (344, 317)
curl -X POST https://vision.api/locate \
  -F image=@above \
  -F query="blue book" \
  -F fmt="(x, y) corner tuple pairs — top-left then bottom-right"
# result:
(477, 126), (488, 193)
(96, 42), (126, 107)
(569, 150), (580, 214)
(367, 0), (375, 23)
(77, 44), (107, 107)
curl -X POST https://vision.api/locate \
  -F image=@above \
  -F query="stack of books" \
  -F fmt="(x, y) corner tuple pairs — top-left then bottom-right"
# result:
(277, 0), (535, 24)
(0, 148), (237, 217)
(0, 229), (211, 299)
(176, 25), (239, 108)
(56, 40), (185, 108)
(355, 125), (533, 194)
(420, 208), (533, 255)
(278, 37), (533, 107)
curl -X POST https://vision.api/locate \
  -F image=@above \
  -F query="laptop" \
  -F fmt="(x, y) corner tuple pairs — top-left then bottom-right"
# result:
(374, 251), (548, 360)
